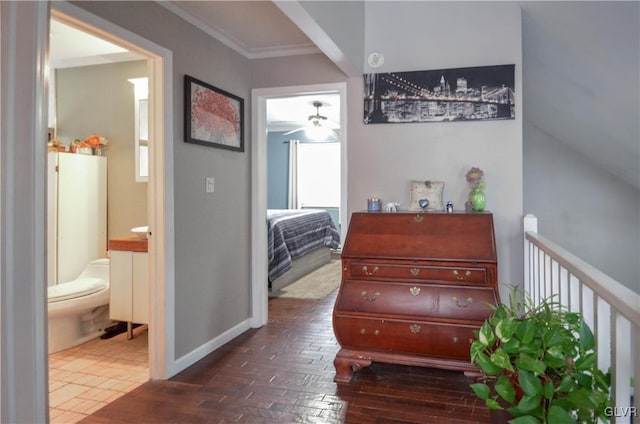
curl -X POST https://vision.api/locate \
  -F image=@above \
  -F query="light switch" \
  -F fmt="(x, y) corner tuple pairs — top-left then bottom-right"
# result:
(206, 177), (214, 193)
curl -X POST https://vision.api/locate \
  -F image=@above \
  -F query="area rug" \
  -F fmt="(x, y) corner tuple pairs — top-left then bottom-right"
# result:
(270, 259), (341, 300)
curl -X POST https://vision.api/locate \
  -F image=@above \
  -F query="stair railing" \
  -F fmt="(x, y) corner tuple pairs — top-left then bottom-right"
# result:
(523, 214), (639, 424)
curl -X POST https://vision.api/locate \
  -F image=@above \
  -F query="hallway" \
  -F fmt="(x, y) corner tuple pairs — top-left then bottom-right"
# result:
(80, 292), (491, 423)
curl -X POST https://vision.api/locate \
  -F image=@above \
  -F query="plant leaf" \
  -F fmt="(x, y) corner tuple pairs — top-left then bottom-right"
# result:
(478, 321), (495, 347)
(588, 390), (610, 412)
(495, 374), (516, 404)
(508, 416), (541, 424)
(547, 405), (577, 424)
(517, 394), (542, 413)
(575, 372), (593, 388)
(490, 349), (514, 372)
(543, 328), (563, 347)
(579, 320), (595, 351)
(470, 383), (491, 400)
(543, 352), (568, 369)
(476, 352), (501, 376)
(545, 345), (565, 360)
(495, 317), (515, 342)
(516, 319), (536, 344)
(470, 340), (485, 362)
(515, 353), (547, 375)
(565, 312), (580, 325)
(555, 375), (575, 393)
(566, 387), (597, 409)
(501, 338), (521, 355)
(518, 370), (542, 396)
(574, 352), (596, 371)
(541, 380), (554, 400)
(486, 398), (503, 410)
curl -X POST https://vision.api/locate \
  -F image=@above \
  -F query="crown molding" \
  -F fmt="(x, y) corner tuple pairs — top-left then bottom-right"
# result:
(158, 1), (320, 59)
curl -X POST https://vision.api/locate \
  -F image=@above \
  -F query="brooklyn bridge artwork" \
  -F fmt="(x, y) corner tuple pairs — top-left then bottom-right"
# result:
(364, 64), (515, 124)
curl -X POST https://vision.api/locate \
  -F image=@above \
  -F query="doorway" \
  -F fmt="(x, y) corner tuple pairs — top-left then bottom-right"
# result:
(48, 0), (174, 399)
(250, 82), (348, 327)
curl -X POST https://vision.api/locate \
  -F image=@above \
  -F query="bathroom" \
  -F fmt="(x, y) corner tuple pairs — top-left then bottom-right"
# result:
(47, 20), (151, 421)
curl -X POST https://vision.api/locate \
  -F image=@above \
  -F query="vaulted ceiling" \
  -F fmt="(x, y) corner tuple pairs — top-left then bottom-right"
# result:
(520, 2), (639, 189)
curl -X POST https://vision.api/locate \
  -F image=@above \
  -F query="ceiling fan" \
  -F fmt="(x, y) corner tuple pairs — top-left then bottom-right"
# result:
(283, 101), (340, 140)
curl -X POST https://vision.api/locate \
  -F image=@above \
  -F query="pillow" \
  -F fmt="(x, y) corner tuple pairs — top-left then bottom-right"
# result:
(408, 180), (445, 212)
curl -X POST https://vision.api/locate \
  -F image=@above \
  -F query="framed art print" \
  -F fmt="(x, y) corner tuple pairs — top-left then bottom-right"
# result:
(408, 180), (445, 211)
(184, 75), (244, 152)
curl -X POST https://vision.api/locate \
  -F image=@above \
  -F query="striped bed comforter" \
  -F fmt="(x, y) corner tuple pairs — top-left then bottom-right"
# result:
(267, 209), (340, 282)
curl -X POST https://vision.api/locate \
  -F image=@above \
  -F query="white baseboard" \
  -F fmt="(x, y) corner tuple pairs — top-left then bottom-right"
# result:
(172, 319), (252, 374)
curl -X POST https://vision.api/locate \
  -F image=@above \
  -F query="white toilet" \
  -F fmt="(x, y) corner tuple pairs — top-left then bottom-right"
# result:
(48, 258), (113, 353)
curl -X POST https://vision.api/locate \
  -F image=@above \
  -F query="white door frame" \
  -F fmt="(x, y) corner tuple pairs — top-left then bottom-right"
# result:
(250, 82), (347, 327)
(50, 2), (176, 379)
(1, 2), (50, 422)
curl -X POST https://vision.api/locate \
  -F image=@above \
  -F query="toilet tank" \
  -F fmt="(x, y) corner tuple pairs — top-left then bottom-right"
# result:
(78, 258), (110, 281)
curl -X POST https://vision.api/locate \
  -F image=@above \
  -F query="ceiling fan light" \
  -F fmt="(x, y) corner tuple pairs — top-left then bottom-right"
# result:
(305, 125), (330, 140)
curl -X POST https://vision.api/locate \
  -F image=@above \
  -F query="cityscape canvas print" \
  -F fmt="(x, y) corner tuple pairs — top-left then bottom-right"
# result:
(364, 64), (515, 124)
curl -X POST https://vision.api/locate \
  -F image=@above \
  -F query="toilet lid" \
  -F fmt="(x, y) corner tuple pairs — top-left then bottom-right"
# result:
(48, 278), (107, 303)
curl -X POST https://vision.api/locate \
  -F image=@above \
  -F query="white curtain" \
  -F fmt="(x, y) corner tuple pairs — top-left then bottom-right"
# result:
(287, 140), (299, 209)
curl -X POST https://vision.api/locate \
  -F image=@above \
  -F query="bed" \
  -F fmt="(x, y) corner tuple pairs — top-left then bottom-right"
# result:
(267, 209), (341, 292)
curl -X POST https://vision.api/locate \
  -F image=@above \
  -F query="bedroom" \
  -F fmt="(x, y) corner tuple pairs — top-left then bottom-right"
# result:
(266, 93), (343, 293)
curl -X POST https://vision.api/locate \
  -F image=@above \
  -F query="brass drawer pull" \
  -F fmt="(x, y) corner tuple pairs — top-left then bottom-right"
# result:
(452, 296), (473, 308)
(453, 270), (472, 280)
(410, 267), (420, 276)
(414, 214), (423, 223)
(360, 329), (380, 336)
(409, 324), (421, 334)
(409, 286), (421, 296)
(361, 291), (380, 302)
(362, 266), (379, 276)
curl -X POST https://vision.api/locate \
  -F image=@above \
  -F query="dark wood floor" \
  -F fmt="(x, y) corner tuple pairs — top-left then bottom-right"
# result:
(81, 290), (491, 424)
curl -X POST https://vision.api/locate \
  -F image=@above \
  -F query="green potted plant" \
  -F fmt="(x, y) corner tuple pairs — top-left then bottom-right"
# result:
(469, 286), (611, 424)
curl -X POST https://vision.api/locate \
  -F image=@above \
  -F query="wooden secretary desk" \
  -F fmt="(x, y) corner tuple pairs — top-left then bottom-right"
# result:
(332, 211), (500, 383)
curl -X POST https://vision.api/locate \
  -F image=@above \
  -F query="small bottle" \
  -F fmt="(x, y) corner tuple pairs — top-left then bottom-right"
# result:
(446, 201), (453, 213)
(367, 198), (382, 212)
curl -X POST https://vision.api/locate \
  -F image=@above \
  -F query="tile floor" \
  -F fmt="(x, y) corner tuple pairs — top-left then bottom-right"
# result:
(48, 325), (149, 424)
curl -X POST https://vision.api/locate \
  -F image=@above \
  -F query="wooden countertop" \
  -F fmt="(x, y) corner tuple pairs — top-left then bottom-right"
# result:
(108, 237), (148, 252)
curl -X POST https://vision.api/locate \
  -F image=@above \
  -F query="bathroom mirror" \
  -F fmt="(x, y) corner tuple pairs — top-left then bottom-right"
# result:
(129, 78), (149, 182)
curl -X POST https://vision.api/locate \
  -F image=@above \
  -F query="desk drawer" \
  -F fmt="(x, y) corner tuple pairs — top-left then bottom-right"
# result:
(345, 261), (490, 284)
(335, 280), (497, 321)
(333, 315), (477, 360)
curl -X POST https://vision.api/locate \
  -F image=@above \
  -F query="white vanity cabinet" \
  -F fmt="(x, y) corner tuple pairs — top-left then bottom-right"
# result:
(108, 238), (149, 338)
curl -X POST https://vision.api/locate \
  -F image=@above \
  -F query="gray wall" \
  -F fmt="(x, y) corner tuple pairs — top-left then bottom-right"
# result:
(56, 61), (148, 240)
(74, 1), (252, 358)
(267, 131), (289, 209)
(521, 2), (640, 293)
(295, 1), (639, 294)
(298, 0), (365, 75)
(251, 53), (347, 88)
(357, 2), (524, 298)
(524, 121), (640, 292)
(256, 5), (524, 299)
